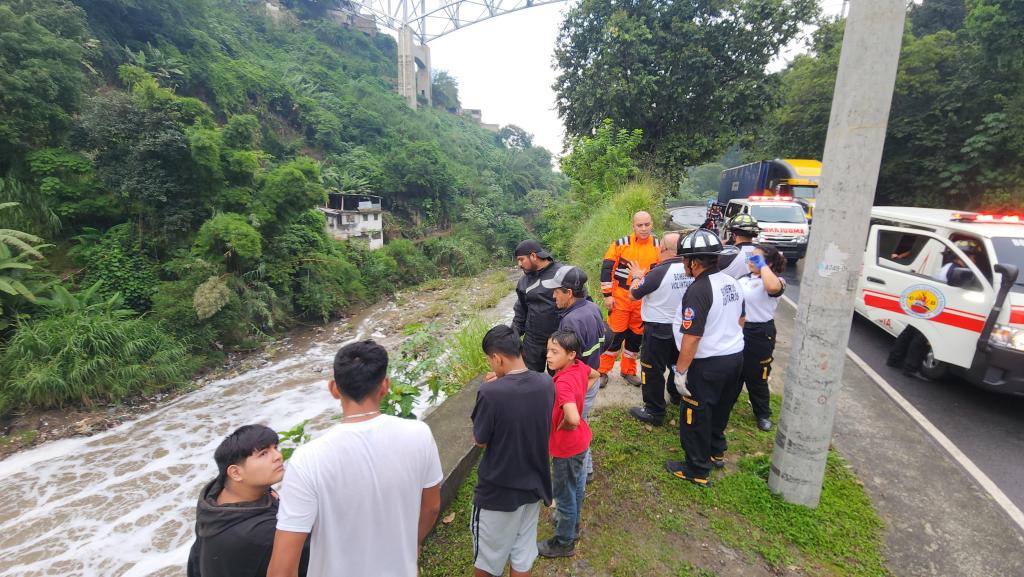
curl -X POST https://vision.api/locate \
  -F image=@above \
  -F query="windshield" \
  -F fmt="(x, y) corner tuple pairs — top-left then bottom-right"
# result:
(991, 237), (1024, 293)
(750, 205), (807, 224)
(789, 186), (817, 199)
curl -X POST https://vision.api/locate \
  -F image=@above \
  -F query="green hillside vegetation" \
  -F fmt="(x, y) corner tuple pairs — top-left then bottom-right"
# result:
(0, 0), (562, 415)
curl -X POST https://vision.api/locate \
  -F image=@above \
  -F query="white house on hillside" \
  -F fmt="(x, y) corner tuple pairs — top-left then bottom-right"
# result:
(320, 193), (384, 250)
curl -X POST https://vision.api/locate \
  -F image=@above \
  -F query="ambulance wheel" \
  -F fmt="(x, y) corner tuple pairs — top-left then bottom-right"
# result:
(919, 345), (948, 380)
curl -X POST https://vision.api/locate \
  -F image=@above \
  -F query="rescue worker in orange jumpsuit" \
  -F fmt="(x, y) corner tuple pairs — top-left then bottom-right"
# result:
(598, 211), (661, 387)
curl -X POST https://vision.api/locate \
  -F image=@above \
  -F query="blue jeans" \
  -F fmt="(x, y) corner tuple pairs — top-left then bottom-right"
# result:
(552, 450), (587, 545)
(581, 382), (599, 475)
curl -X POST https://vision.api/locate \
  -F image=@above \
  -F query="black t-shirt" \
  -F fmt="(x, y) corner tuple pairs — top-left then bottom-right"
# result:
(471, 370), (555, 511)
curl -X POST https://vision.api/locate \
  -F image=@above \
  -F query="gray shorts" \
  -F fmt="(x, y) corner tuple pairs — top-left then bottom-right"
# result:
(471, 501), (541, 575)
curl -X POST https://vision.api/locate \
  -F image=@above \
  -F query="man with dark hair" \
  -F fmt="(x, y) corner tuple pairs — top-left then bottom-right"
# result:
(188, 425), (308, 577)
(513, 239), (565, 372)
(471, 325), (554, 577)
(268, 340), (443, 577)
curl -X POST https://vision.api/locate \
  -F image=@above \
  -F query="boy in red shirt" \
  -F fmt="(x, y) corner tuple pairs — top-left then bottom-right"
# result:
(538, 329), (596, 558)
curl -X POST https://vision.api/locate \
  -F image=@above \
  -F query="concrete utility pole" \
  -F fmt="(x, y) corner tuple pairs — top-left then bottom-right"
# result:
(767, 0), (906, 506)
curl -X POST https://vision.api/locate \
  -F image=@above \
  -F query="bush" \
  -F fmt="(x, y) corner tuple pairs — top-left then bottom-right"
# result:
(339, 240), (400, 296)
(0, 304), (195, 415)
(423, 230), (489, 277)
(74, 224), (159, 312)
(293, 252), (364, 321)
(382, 239), (437, 285)
(194, 213), (262, 271)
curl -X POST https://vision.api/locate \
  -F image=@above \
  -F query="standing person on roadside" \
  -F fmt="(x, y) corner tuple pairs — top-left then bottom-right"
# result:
(736, 244), (787, 432)
(538, 330), (593, 558)
(513, 240), (565, 373)
(544, 265), (604, 482)
(187, 425), (309, 577)
(718, 214), (760, 279)
(471, 325), (555, 577)
(267, 341), (443, 577)
(626, 232), (692, 426)
(598, 212), (661, 387)
(666, 229), (745, 486)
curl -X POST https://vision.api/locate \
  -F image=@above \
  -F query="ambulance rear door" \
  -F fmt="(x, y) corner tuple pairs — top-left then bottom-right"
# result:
(859, 225), (994, 370)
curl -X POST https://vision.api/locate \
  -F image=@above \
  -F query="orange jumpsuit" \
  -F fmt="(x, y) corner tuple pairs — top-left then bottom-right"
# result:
(599, 234), (661, 376)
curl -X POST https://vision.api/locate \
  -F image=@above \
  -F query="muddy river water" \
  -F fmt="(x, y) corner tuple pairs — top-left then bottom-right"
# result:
(0, 284), (515, 576)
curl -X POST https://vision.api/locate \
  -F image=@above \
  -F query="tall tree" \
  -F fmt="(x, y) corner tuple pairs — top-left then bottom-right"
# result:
(553, 0), (818, 177)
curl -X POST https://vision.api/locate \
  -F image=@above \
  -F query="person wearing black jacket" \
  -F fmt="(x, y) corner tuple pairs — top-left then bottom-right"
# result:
(187, 425), (308, 577)
(513, 240), (565, 372)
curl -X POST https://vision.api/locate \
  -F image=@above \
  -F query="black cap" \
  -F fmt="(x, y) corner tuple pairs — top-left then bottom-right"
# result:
(541, 265), (588, 293)
(514, 239), (552, 259)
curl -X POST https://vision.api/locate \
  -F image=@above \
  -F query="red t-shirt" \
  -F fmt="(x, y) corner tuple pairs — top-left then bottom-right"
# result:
(549, 359), (593, 458)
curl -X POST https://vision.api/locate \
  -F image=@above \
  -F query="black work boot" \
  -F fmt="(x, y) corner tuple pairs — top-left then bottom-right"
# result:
(537, 537), (576, 558)
(629, 406), (664, 426)
(664, 460), (711, 487)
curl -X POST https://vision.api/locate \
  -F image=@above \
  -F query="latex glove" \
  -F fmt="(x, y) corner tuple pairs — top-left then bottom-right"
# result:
(748, 254), (768, 270)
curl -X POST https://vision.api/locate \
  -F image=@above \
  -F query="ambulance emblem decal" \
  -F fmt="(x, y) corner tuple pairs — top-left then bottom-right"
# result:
(899, 284), (946, 320)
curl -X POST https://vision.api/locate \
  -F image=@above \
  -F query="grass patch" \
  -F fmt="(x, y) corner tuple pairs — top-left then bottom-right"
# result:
(421, 397), (889, 577)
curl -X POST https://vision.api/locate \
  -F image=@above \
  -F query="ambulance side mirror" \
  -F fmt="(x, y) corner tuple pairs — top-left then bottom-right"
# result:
(947, 267), (978, 289)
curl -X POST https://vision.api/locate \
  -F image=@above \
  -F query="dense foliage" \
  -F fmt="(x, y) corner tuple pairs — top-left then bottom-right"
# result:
(553, 0), (819, 178)
(756, 0), (1024, 209)
(0, 0), (561, 415)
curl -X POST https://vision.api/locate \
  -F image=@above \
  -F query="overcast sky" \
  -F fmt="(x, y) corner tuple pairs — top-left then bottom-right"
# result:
(427, 0), (846, 157)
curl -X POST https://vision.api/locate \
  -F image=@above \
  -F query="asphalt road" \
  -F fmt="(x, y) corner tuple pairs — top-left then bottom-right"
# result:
(669, 206), (708, 229)
(782, 263), (1024, 511)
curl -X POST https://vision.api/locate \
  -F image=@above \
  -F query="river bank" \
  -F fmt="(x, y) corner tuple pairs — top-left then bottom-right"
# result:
(0, 270), (514, 460)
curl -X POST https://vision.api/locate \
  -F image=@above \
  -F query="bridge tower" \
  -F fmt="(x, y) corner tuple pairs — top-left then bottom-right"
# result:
(348, 0), (565, 109)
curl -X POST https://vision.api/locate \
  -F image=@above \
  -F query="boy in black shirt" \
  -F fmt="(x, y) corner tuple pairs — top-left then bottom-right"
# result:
(187, 425), (308, 577)
(471, 325), (555, 577)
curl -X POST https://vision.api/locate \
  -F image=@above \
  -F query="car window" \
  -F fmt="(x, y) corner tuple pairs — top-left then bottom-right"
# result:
(876, 230), (980, 287)
(991, 237), (1024, 293)
(725, 203), (741, 218)
(749, 205), (806, 224)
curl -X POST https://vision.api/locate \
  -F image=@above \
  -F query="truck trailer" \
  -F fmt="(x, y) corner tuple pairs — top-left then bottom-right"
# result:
(718, 159), (821, 221)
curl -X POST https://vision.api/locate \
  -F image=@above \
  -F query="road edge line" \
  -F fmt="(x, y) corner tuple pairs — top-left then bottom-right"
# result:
(780, 295), (1024, 535)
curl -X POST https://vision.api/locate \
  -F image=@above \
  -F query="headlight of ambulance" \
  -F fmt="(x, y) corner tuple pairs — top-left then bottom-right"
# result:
(989, 324), (1024, 352)
(795, 236), (807, 244)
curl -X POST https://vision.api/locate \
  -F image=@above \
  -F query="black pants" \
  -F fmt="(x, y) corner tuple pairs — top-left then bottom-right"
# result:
(523, 335), (549, 373)
(640, 327), (681, 418)
(740, 321), (775, 420)
(887, 325), (928, 373)
(679, 351), (744, 477)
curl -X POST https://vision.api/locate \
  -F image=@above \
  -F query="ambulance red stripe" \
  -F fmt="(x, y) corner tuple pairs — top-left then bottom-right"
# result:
(862, 291), (985, 333)
(1011, 306), (1024, 325)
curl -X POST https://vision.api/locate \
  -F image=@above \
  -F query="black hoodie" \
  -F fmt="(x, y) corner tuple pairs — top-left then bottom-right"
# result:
(186, 478), (308, 577)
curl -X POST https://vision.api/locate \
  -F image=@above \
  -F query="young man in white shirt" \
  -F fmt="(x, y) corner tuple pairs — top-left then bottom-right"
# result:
(267, 340), (443, 577)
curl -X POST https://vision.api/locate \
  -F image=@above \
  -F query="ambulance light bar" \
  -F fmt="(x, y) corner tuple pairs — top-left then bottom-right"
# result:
(748, 195), (794, 201)
(951, 212), (1023, 224)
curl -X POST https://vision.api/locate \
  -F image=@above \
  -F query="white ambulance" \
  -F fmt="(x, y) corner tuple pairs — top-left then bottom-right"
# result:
(720, 196), (810, 264)
(855, 207), (1023, 394)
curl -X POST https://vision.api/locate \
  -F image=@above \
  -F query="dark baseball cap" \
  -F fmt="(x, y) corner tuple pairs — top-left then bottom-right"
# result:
(541, 265), (588, 292)
(514, 239), (552, 259)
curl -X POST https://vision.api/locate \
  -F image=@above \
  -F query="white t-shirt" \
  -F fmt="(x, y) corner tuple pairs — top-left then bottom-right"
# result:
(277, 415), (444, 577)
(738, 274), (785, 323)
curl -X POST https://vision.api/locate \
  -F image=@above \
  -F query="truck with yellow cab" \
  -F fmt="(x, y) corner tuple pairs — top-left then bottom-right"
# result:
(718, 159), (821, 221)
(855, 207), (1023, 395)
